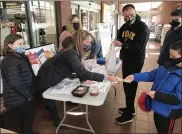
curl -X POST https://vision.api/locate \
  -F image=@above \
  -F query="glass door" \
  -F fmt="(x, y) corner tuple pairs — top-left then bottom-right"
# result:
(77, 4), (101, 40)
(29, 1), (57, 47)
(81, 8), (88, 31)
(0, 1), (30, 49)
(89, 9), (100, 40)
(71, 4), (79, 16)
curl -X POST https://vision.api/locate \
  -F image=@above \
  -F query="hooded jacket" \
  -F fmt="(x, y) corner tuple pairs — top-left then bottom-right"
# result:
(134, 62), (182, 119)
(1, 53), (37, 109)
(158, 25), (182, 66)
(117, 14), (150, 63)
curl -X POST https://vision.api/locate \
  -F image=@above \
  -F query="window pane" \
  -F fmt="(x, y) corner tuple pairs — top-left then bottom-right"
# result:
(0, 1), (30, 49)
(81, 9), (88, 31)
(89, 11), (99, 31)
(30, 1), (57, 48)
(39, 1), (45, 7)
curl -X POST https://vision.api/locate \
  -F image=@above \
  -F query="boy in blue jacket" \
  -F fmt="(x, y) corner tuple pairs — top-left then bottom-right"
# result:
(124, 40), (182, 134)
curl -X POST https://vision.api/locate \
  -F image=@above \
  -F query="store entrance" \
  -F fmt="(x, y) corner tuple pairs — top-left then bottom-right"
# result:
(137, 12), (162, 39)
(121, 2), (163, 40)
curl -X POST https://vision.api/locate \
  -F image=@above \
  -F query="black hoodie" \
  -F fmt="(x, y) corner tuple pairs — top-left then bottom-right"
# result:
(117, 14), (150, 63)
(158, 25), (182, 66)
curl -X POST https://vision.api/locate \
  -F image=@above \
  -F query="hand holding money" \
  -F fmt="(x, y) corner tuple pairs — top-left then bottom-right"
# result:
(115, 75), (134, 83)
(123, 75), (134, 83)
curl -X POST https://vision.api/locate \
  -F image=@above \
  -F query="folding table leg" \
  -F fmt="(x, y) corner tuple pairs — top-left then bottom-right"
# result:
(56, 103), (95, 134)
(112, 83), (117, 97)
(56, 101), (67, 134)
(86, 105), (95, 134)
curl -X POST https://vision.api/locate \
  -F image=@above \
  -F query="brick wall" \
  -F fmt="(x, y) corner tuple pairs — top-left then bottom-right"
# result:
(162, 1), (181, 24)
(59, 1), (72, 31)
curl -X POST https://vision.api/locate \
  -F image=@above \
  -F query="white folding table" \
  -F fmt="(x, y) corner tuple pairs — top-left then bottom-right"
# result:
(42, 61), (121, 134)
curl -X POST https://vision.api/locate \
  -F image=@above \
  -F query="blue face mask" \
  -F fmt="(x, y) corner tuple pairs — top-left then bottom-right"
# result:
(83, 44), (91, 51)
(16, 46), (25, 54)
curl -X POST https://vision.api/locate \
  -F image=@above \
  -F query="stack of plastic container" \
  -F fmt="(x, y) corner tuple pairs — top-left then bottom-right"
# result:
(154, 24), (162, 42)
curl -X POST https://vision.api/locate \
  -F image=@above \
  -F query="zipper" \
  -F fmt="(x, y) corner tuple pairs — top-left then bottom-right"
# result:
(168, 66), (175, 73)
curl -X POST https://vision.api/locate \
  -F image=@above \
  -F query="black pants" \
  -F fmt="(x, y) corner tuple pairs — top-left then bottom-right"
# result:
(11, 101), (36, 134)
(0, 115), (5, 128)
(154, 112), (175, 134)
(122, 60), (144, 118)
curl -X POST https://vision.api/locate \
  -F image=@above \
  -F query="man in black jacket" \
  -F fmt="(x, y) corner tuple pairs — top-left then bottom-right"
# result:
(158, 9), (182, 66)
(113, 4), (150, 124)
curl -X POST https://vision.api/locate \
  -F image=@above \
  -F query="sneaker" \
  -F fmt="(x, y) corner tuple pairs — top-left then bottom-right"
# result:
(118, 107), (136, 116)
(115, 115), (133, 125)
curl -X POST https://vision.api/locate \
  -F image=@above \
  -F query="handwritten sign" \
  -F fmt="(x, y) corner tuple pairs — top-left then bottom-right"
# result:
(98, 23), (112, 56)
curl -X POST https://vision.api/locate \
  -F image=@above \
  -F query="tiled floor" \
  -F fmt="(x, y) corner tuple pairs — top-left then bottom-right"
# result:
(3, 40), (182, 133)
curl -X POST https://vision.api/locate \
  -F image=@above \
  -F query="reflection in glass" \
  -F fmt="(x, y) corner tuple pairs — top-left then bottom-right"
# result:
(89, 11), (99, 31)
(0, 1), (30, 49)
(30, 1), (57, 47)
(81, 9), (88, 30)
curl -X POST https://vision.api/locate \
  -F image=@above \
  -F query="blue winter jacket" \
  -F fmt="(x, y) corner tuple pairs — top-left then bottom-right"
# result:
(134, 64), (182, 118)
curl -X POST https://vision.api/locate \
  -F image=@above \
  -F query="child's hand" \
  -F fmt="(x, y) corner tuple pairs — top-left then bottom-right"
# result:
(147, 91), (156, 99)
(125, 75), (134, 83)
(108, 75), (120, 83)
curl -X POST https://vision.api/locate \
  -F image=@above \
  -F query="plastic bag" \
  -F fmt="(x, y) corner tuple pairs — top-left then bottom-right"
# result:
(106, 44), (117, 74)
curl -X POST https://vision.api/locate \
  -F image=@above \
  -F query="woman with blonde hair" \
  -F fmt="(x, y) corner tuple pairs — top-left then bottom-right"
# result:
(72, 29), (93, 59)
(59, 15), (103, 59)
(59, 15), (82, 50)
(38, 30), (119, 125)
(39, 29), (119, 93)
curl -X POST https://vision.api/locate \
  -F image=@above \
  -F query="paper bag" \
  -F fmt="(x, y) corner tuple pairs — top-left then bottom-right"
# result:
(106, 44), (117, 74)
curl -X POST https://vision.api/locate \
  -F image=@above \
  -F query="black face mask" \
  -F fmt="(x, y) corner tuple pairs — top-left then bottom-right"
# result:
(169, 20), (181, 28)
(72, 23), (80, 30)
(169, 57), (182, 65)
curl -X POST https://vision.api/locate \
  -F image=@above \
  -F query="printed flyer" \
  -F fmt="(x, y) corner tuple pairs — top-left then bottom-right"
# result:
(25, 44), (56, 75)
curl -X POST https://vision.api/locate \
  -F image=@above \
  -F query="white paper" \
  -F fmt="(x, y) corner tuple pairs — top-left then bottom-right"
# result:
(84, 59), (108, 75)
(50, 78), (81, 95)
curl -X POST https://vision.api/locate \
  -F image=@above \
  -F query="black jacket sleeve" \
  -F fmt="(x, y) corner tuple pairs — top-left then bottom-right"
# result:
(154, 91), (180, 105)
(63, 51), (104, 82)
(2, 60), (32, 99)
(157, 31), (171, 65)
(117, 26), (124, 43)
(136, 28), (150, 54)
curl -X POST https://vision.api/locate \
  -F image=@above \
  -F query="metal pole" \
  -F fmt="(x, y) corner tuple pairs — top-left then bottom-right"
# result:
(54, 1), (61, 49)
(25, 1), (34, 48)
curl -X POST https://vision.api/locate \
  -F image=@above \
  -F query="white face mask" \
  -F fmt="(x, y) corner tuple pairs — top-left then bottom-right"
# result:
(124, 16), (136, 25)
